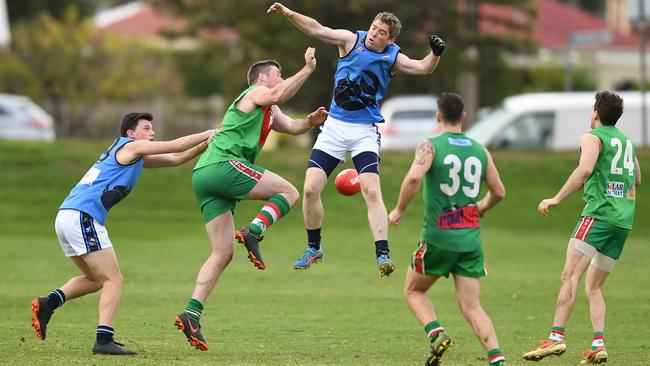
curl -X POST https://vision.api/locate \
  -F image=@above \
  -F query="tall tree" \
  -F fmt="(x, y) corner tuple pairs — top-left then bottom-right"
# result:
(0, 8), (180, 136)
(6, 0), (95, 22)
(152, 0), (535, 109)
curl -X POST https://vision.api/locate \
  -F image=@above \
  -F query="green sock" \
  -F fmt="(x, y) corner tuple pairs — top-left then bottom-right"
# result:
(248, 194), (291, 237)
(591, 331), (604, 350)
(185, 298), (204, 321)
(487, 348), (505, 365)
(424, 320), (444, 342)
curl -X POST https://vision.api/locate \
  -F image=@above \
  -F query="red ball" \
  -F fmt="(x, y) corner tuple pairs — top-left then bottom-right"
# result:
(335, 168), (361, 196)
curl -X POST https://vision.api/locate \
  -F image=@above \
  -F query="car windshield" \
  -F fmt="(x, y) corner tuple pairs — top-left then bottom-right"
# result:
(17, 102), (51, 122)
(466, 108), (511, 137)
(392, 110), (436, 121)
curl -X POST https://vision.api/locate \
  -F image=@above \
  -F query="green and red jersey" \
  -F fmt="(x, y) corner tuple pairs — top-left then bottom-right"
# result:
(421, 132), (487, 252)
(581, 126), (636, 229)
(195, 85), (273, 170)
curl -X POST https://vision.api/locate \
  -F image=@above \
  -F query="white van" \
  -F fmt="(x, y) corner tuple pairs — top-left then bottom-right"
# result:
(378, 95), (438, 150)
(466, 92), (650, 150)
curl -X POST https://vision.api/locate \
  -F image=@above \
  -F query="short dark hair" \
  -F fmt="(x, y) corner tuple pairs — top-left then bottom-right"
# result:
(437, 92), (465, 125)
(594, 91), (623, 126)
(247, 60), (281, 86)
(373, 12), (401, 38)
(120, 112), (153, 137)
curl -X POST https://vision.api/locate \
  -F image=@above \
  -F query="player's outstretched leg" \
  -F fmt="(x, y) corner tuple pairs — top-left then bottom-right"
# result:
(355, 161), (395, 277)
(174, 311), (208, 351)
(240, 172), (297, 270)
(523, 339), (567, 361)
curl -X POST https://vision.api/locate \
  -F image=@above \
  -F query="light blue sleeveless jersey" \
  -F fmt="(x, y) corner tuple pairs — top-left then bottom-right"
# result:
(60, 137), (144, 225)
(329, 30), (401, 123)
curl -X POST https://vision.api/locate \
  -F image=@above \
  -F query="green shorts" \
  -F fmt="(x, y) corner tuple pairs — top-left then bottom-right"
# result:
(192, 160), (265, 223)
(410, 241), (486, 278)
(571, 216), (629, 260)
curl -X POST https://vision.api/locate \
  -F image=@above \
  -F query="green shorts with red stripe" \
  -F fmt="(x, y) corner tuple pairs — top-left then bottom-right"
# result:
(410, 241), (486, 278)
(571, 216), (629, 260)
(192, 160), (265, 223)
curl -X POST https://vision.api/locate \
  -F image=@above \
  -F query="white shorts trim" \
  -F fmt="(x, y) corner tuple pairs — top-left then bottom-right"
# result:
(55, 209), (112, 257)
(312, 117), (380, 161)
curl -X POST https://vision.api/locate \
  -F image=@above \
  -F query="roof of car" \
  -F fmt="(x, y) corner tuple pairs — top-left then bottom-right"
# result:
(0, 93), (33, 103)
(503, 92), (649, 112)
(381, 95), (437, 112)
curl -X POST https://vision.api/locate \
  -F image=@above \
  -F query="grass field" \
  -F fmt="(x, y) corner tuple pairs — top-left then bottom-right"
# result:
(1, 140), (649, 365)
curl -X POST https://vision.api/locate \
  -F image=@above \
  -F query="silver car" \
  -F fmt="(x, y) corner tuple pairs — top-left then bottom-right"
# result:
(0, 94), (56, 141)
(378, 95), (438, 150)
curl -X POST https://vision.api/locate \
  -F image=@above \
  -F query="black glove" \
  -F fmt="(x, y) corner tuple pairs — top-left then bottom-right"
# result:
(428, 35), (445, 56)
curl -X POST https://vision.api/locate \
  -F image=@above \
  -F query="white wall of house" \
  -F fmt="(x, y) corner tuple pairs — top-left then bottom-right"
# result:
(0, 0), (10, 47)
(530, 47), (644, 90)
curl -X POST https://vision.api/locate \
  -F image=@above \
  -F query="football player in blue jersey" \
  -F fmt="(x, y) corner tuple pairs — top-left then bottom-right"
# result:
(268, 3), (445, 276)
(30, 112), (213, 355)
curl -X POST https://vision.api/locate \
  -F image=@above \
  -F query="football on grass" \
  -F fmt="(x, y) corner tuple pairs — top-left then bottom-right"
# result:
(335, 169), (361, 196)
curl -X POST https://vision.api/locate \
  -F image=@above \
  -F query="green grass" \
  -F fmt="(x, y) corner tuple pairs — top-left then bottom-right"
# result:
(1, 140), (649, 365)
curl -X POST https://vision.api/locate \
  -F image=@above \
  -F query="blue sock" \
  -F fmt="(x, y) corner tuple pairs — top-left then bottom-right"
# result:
(375, 240), (389, 257)
(47, 289), (65, 310)
(307, 228), (321, 250)
(96, 325), (114, 345)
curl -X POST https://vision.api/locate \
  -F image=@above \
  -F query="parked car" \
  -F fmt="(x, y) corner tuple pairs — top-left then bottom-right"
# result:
(0, 94), (56, 141)
(378, 95), (438, 150)
(466, 92), (650, 150)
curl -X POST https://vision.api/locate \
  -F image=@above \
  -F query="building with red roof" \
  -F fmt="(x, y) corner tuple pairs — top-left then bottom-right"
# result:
(479, 0), (646, 89)
(94, 1), (239, 50)
(97, 0), (645, 90)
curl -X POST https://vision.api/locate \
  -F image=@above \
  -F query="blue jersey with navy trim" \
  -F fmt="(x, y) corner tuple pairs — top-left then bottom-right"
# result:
(329, 30), (400, 124)
(60, 137), (144, 225)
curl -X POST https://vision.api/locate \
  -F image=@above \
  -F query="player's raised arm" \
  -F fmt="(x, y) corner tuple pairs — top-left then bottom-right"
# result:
(477, 148), (505, 217)
(538, 133), (600, 216)
(267, 3), (356, 53)
(245, 48), (317, 108)
(394, 35), (445, 75)
(389, 139), (435, 225)
(271, 105), (328, 136)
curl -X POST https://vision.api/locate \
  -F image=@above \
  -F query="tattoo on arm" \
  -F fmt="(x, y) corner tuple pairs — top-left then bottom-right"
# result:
(414, 141), (433, 165)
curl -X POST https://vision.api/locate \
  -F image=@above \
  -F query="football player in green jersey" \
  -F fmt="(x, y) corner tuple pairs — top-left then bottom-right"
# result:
(174, 48), (328, 351)
(389, 93), (506, 366)
(523, 91), (641, 365)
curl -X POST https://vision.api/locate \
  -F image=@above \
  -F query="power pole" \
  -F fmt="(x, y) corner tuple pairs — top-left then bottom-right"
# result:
(0, 0), (10, 49)
(640, 0), (648, 146)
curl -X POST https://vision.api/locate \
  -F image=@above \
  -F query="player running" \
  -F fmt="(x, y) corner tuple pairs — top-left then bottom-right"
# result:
(523, 91), (641, 365)
(31, 113), (212, 355)
(389, 92), (507, 366)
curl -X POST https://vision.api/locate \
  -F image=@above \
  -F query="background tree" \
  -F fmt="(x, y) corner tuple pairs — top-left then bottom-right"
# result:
(6, 0), (95, 22)
(0, 7), (180, 137)
(153, 0), (536, 113)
